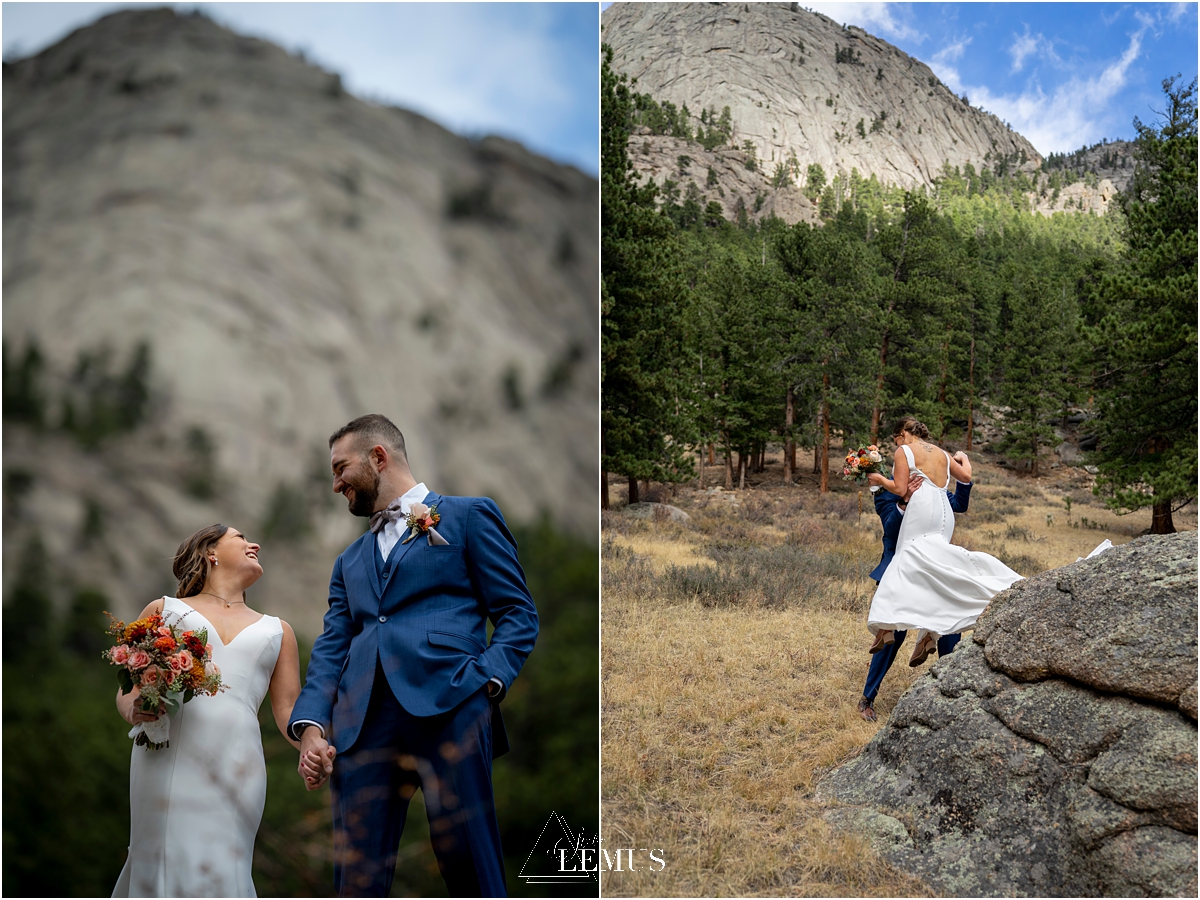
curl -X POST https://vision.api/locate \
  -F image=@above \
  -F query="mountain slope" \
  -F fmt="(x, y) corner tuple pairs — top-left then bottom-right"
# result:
(603, 2), (1041, 198)
(3, 8), (597, 629)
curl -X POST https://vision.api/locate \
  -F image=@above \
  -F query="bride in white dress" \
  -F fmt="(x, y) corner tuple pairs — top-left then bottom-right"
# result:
(866, 418), (1023, 665)
(112, 524), (321, 898)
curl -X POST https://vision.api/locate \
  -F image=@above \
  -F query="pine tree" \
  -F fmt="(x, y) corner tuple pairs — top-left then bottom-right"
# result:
(601, 46), (694, 507)
(1088, 76), (1198, 532)
(995, 274), (1079, 475)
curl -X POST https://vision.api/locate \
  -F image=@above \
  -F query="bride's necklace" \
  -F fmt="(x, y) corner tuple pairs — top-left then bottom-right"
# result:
(198, 590), (244, 609)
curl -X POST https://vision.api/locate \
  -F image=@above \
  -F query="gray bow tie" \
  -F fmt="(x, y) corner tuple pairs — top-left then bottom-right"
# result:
(369, 498), (405, 535)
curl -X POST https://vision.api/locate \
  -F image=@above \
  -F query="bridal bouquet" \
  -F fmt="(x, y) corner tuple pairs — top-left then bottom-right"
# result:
(103, 612), (223, 749)
(842, 445), (887, 484)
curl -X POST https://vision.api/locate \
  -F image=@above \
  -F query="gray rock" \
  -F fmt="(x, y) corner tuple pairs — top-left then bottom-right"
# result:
(820, 534), (1198, 897)
(3, 9), (598, 632)
(976, 532), (1197, 716)
(603, 3), (1041, 195)
(1056, 442), (1083, 464)
(604, 4), (1129, 226)
(624, 502), (691, 524)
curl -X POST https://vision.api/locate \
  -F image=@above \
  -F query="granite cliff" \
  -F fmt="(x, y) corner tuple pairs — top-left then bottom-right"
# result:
(604, 2), (1122, 224)
(3, 8), (597, 633)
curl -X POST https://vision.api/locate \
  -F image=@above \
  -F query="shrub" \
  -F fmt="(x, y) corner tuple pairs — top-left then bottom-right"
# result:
(61, 341), (153, 448)
(2, 338), (48, 426)
(260, 482), (311, 542)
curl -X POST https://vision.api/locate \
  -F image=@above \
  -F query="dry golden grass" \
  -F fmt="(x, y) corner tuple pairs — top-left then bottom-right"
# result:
(601, 453), (1196, 897)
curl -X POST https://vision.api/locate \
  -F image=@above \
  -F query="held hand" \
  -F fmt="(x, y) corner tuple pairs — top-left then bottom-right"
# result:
(952, 451), (973, 480)
(117, 686), (165, 726)
(866, 472), (887, 488)
(300, 748), (335, 789)
(298, 727), (336, 790)
(130, 701), (166, 725)
(903, 474), (924, 503)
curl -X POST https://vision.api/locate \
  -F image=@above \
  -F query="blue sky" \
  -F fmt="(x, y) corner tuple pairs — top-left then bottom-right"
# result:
(603, 2), (1197, 155)
(2, 2), (600, 176)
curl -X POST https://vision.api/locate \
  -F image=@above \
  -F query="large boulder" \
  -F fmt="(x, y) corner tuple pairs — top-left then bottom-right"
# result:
(819, 532), (1198, 897)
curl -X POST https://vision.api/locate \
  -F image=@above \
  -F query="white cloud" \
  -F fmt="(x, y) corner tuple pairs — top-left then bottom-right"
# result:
(808, 2), (925, 43)
(1009, 27), (1039, 73)
(1167, 3), (1190, 23)
(960, 29), (1145, 154)
(1134, 8), (1158, 29)
(1, 2), (599, 173)
(1008, 25), (1060, 74)
(929, 37), (971, 93)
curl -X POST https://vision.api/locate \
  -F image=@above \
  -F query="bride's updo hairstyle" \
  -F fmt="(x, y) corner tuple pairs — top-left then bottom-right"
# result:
(173, 524), (230, 598)
(891, 417), (931, 441)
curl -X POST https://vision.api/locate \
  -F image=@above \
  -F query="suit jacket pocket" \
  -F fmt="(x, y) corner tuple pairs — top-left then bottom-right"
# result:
(427, 630), (484, 655)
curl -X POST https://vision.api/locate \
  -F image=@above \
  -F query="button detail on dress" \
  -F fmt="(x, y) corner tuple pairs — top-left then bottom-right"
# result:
(379, 616), (387, 623)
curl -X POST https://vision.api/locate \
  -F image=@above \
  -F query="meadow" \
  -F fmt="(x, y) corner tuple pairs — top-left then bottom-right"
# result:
(599, 450), (1195, 896)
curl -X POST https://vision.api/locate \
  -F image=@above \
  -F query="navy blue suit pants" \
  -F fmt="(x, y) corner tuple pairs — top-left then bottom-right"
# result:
(862, 631), (960, 701)
(330, 663), (506, 897)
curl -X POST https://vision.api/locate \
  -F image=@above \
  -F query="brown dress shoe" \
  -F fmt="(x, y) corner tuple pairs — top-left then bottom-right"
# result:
(868, 629), (895, 654)
(857, 697), (877, 722)
(908, 632), (938, 667)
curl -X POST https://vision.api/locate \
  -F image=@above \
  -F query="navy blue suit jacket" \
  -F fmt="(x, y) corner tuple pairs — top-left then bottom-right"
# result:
(289, 492), (539, 754)
(869, 482), (972, 583)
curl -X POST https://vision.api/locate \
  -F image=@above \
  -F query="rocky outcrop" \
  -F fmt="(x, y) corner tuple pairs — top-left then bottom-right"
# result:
(3, 9), (597, 631)
(820, 533), (1198, 897)
(627, 131), (820, 225)
(602, 2), (1042, 195)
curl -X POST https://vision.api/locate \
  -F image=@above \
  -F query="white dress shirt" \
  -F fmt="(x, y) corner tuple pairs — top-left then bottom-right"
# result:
(376, 482), (430, 561)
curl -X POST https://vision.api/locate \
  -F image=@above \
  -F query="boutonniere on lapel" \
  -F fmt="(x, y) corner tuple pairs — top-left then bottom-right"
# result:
(402, 502), (450, 545)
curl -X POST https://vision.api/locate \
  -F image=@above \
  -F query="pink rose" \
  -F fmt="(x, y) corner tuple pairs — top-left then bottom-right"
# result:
(141, 665), (161, 685)
(204, 660), (216, 677)
(169, 650), (193, 671)
(157, 625), (171, 638)
(111, 645), (131, 665)
(205, 644), (213, 657)
(128, 649), (151, 670)
(410, 502), (429, 519)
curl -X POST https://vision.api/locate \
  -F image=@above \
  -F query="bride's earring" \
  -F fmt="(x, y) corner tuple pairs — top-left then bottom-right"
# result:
(211, 557), (218, 567)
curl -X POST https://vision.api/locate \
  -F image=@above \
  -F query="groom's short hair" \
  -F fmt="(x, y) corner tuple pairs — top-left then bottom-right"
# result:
(329, 414), (408, 463)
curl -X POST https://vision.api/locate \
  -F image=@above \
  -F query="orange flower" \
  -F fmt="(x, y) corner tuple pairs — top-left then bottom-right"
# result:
(154, 635), (178, 653)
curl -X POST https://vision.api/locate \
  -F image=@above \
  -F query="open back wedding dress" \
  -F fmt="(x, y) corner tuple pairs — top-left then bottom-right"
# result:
(113, 597), (282, 898)
(868, 445), (1023, 636)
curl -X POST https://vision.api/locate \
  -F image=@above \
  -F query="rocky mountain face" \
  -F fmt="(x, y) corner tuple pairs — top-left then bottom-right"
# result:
(3, 9), (597, 634)
(820, 533), (1197, 897)
(627, 131), (820, 224)
(604, 3), (1125, 224)
(603, 3), (1040, 190)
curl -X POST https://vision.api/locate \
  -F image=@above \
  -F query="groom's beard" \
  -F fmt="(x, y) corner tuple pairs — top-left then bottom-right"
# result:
(344, 468), (381, 518)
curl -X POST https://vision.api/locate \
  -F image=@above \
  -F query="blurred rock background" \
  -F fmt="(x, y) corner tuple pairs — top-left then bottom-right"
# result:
(3, 7), (598, 897)
(3, 6), (597, 631)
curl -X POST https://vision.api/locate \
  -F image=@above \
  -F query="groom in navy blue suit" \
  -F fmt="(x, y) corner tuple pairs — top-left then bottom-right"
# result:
(857, 463), (972, 723)
(289, 414), (538, 897)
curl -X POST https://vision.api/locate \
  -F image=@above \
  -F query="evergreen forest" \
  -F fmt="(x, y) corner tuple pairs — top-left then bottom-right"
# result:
(602, 46), (1196, 534)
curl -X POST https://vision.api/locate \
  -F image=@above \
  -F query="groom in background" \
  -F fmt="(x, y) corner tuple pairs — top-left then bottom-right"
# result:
(289, 414), (538, 897)
(857, 452), (972, 723)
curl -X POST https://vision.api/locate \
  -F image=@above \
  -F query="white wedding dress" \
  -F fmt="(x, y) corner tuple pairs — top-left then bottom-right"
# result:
(868, 445), (1023, 636)
(113, 597), (283, 898)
